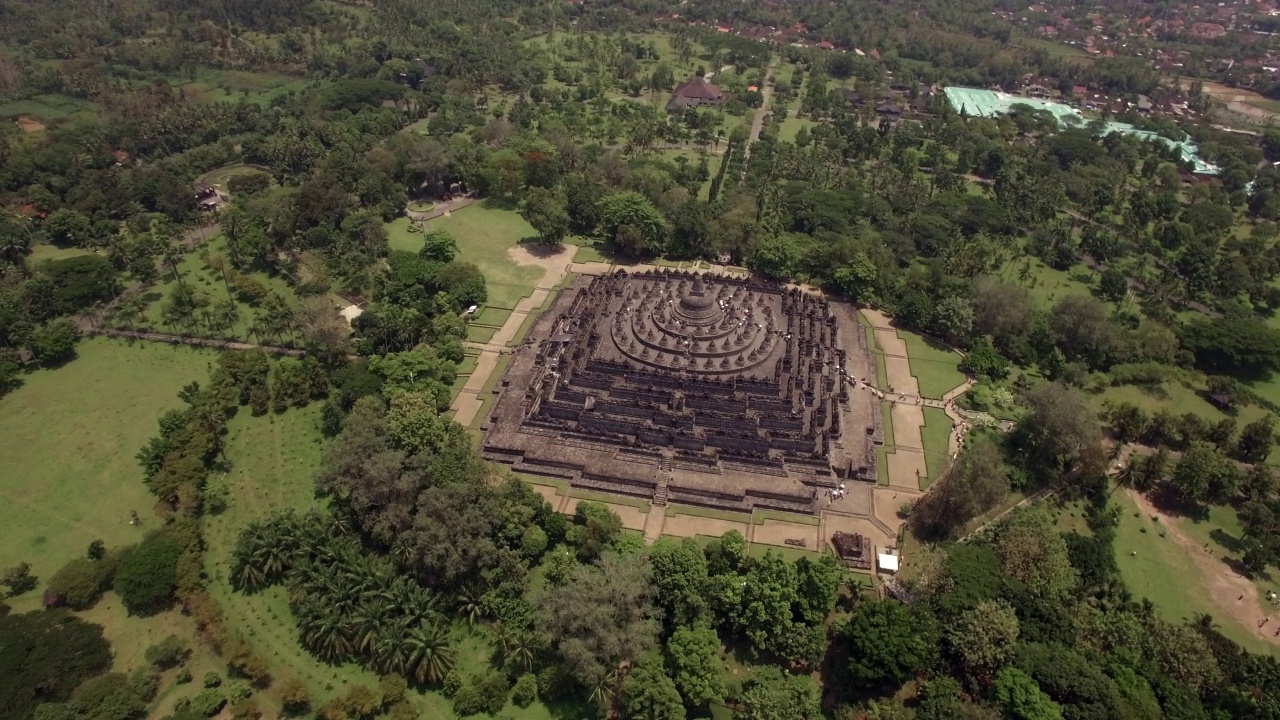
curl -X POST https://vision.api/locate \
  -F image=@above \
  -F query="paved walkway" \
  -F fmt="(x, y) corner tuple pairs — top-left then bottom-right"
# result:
(857, 308), (975, 491)
(450, 247), (573, 427)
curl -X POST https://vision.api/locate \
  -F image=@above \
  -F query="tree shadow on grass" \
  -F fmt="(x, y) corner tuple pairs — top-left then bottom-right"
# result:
(1211, 527), (1245, 555)
(1144, 483), (1210, 523)
(1222, 555), (1275, 584)
(515, 237), (568, 259)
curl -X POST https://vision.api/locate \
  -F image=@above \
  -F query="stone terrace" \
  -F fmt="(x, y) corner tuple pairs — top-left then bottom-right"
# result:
(481, 269), (880, 515)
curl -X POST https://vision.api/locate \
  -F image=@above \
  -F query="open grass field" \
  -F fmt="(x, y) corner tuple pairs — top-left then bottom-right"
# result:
(466, 324), (499, 344)
(0, 339), (216, 612)
(998, 255), (1098, 308)
(896, 329), (966, 399)
(778, 116), (817, 143)
(0, 93), (96, 123)
(1112, 491), (1277, 656)
(194, 163), (271, 196)
(175, 69), (314, 106)
(920, 406), (952, 487)
(386, 204), (542, 309)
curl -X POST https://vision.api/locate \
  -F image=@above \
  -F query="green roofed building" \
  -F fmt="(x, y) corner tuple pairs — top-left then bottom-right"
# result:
(942, 86), (1220, 175)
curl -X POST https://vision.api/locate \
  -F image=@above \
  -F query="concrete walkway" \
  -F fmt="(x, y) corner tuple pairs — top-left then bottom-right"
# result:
(450, 249), (573, 427)
(858, 308), (974, 491)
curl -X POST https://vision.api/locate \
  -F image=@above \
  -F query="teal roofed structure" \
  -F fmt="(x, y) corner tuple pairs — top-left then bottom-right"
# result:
(942, 86), (1220, 175)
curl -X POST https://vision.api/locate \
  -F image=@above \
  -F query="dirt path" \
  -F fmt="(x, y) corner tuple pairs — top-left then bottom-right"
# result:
(1127, 488), (1280, 647)
(450, 243), (573, 427)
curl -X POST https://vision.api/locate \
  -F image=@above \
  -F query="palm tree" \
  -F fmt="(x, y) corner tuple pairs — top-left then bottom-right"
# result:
(404, 622), (456, 684)
(455, 584), (485, 626)
(375, 618), (411, 674)
(300, 605), (351, 663)
(351, 599), (391, 656)
(503, 631), (537, 673)
(1112, 459), (1139, 496)
(587, 669), (618, 711)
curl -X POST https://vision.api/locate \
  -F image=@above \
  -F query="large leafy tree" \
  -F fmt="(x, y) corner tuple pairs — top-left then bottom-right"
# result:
(536, 552), (659, 689)
(734, 666), (822, 720)
(666, 624), (724, 709)
(946, 600), (1020, 684)
(0, 610), (112, 720)
(840, 599), (939, 691)
(598, 190), (668, 257)
(620, 657), (686, 720)
(648, 538), (710, 627)
(992, 507), (1079, 600)
(734, 551), (798, 656)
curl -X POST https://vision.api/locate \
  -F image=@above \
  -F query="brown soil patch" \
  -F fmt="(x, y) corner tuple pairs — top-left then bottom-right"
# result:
(591, 501), (648, 531)
(16, 116), (45, 133)
(661, 513), (750, 540)
(1128, 489), (1280, 648)
(507, 243), (573, 288)
(752, 519), (820, 549)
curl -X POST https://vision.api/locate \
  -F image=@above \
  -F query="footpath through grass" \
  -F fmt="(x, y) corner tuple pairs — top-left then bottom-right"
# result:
(1112, 492), (1277, 656)
(0, 338), (215, 610)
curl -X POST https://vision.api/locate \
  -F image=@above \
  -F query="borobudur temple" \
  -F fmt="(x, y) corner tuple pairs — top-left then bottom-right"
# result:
(480, 269), (883, 515)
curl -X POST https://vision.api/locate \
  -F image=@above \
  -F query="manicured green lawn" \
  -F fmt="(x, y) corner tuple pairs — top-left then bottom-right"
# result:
(920, 406), (952, 487)
(0, 338), (216, 611)
(897, 329), (966, 399)
(466, 324), (499, 344)
(1112, 491), (1276, 656)
(386, 204), (543, 309)
(474, 306), (513, 327)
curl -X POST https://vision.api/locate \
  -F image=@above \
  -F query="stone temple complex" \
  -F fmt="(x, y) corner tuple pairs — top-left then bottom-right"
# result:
(481, 269), (882, 515)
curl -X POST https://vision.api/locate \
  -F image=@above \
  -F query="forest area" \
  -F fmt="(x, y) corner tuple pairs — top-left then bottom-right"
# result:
(5, 0), (1280, 719)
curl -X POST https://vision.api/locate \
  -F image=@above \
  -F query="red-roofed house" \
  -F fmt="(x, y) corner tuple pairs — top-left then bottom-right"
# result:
(816, 40), (835, 50)
(1035, 25), (1059, 37)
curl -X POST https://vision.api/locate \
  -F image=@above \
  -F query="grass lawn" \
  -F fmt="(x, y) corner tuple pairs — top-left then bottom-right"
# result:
(778, 116), (817, 143)
(1176, 503), (1280, 624)
(466, 324), (499, 344)
(667, 503), (752, 523)
(919, 406), (952, 487)
(998, 255), (1098, 308)
(200, 404), (376, 713)
(0, 93), (96, 123)
(897, 329), (966, 399)
(754, 509), (821, 526)
(29, 243), (95, 263)
(1100, 382), (1276, 464)
(194, 163), (271, 197)
(386, 204), (542, 309)
(1113, 491), (1277, 655)
(176, 69), (314, 106)
(0, 338), (216, 611)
